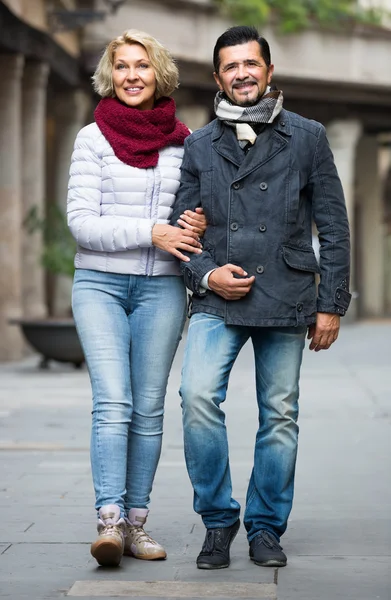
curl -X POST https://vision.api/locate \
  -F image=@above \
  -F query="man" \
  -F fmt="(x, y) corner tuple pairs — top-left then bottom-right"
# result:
(170, 26), (351, 570)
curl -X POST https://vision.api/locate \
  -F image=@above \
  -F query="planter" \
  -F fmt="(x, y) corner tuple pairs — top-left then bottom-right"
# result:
(10, 318), (84, 369)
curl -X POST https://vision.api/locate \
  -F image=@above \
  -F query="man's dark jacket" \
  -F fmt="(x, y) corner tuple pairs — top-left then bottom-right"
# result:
(170, 109), (351, 327)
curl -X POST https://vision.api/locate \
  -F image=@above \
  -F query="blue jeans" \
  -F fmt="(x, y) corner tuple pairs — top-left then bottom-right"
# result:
(72, 269), (186, 516)
(180, 313), (306, 541)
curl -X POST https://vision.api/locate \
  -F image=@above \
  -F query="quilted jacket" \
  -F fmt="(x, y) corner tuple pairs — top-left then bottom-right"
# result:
(67, 122), (184, 276)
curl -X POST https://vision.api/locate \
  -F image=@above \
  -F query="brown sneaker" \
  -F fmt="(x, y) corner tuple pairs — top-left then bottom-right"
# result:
(123, 508), (166, 560)
(90, 504), (125, 567)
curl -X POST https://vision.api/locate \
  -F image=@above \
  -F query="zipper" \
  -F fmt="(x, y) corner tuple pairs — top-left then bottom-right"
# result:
(145, 168), (155, 276)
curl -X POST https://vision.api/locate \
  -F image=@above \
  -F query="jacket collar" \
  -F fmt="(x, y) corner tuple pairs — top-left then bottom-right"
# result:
(211, 109), (292, 174)
(273, 109), (292, 136)
(211, 109), (292, 141)
(211, 120), (244, 167)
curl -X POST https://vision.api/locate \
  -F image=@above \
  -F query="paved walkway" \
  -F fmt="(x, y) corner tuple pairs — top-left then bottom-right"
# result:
(0, 321), (390, 599)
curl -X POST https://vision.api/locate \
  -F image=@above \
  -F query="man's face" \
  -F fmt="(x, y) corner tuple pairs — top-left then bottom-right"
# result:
(213, 41), (274, 107)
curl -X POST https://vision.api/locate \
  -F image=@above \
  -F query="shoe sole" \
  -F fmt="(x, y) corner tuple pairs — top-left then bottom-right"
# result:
(123, 549), (167, 560)
(91, 540), (123, 567)
(197, 519), (240, 570)
(197, 561), (229, 570)
(250, 557), (287, 567)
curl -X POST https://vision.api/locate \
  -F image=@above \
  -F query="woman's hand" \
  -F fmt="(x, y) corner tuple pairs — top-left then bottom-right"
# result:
(177, 207), (207, 237)
(152, 224), (202, 262)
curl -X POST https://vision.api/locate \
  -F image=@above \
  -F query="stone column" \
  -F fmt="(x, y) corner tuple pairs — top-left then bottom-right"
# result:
(379, 143), (391, 315)
(48, 89), (91, 316)
(355, 135), (384, 318)
(176, 105), (210, 132)
(327, 120), (362, 321)
(22, 61), (50, 318)
(0, 54), (24, 361)
(51, 89), (92, 213)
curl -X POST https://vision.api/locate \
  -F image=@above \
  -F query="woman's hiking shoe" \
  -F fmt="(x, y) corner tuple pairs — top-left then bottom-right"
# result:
(124, 508), (166, 560)
(196, 519), (240, 569)
(249, 530), (287, 567)
(90, 504), (125, 567)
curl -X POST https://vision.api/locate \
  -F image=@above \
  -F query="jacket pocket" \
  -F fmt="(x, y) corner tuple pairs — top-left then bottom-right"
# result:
(282, 245), (321, 274)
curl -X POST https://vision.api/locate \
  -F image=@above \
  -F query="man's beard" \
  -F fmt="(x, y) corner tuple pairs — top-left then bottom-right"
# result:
(231, 84), (264, 107)
(236, 94), (263, 107)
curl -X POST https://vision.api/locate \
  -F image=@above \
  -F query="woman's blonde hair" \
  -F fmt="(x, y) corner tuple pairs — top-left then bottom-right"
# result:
(92, 29), (179, 99)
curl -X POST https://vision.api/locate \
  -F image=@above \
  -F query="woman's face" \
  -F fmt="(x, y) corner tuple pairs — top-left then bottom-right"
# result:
(112, 43), (157, 110)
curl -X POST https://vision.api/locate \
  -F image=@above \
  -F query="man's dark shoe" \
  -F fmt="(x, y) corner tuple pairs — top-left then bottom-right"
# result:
(249, 530), (287, 567)
(196, 519), (240, 569)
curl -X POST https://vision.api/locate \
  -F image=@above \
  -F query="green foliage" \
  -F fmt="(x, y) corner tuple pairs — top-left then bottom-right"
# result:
(215, 0), (385, 33)
(24, 205), (76, 278)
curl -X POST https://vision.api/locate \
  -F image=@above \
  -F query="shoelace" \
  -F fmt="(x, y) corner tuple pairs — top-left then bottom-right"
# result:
(128, 525), (158, 546)
(202, 529), (224, 554)
(100, 524), (122, 537)
(255, 531), (283, 551)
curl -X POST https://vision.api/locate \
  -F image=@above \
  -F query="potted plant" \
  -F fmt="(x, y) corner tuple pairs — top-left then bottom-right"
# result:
(10, 205), (84, 369)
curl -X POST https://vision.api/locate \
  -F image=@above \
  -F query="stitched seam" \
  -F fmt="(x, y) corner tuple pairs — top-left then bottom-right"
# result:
(314, 128), (335, 296)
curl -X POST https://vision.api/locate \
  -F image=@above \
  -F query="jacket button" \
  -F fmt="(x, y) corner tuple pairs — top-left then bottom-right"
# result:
(297, 303), (303, 312)
(281, 121), (286, 127)
(230, 222), (238, 231)
(233, 182), (240, 190)
(256, 265), (264, 274)
(259, 182), (268, 191)
(259, 224), (267, 232)
(336, 292), (341, 299)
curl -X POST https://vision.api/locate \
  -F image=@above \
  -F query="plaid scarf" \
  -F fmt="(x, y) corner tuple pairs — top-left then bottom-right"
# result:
(214, 87), (284, 148)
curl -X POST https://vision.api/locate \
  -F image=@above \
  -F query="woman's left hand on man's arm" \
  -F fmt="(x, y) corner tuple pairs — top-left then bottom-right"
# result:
(177, 207), (207, 237)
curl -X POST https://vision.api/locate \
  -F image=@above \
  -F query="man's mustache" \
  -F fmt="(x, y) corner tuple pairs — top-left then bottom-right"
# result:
(232, 79), (257, 89)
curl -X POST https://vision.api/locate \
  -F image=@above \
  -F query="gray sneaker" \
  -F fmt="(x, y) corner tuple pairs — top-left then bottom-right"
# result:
(249, 530), (287, 567)
(90, 504), (125, 567)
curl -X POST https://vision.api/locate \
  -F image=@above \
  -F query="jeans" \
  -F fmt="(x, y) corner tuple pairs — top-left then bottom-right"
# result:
(180, 312), (306, 541)
(72, 269), (187, 516)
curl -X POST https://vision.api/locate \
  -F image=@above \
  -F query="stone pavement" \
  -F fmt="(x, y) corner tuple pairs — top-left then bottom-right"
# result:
(0, 321), (390, 600)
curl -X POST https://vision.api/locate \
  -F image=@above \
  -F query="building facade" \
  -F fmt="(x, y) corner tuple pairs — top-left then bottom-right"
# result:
(0, 0), (93, 360)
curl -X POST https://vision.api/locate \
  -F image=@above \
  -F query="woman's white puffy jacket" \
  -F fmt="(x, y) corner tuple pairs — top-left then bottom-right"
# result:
(67, 122), (184, 276)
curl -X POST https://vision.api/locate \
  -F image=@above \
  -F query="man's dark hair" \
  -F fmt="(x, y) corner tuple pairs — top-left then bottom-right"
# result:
(213, 26), (271, 73)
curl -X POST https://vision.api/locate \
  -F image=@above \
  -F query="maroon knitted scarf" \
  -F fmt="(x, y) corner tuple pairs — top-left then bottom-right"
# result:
(94, 96), (190, 169)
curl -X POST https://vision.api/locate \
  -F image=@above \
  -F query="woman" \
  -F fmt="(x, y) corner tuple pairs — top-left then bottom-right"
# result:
(67, 29), (206, 568)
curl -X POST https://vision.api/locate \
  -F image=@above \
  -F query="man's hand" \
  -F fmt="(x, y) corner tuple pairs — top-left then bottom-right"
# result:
(208, 264), (255, 300)
(177, 207), (207, 237)
(307, 312), (340, 351)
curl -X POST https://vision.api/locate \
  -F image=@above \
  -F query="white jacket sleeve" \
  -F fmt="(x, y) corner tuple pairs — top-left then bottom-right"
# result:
(67, 129), (154, 252)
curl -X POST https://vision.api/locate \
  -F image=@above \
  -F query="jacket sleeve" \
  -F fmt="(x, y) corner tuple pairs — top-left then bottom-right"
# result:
(67, 129), (154, 252)
(170, 138), (219, 294)
(309, 125), (352, 315)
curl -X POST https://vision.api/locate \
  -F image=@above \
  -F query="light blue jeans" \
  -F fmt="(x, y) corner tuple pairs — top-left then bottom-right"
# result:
(72, 269), (187, 517)
(180, 313), (306, 542)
